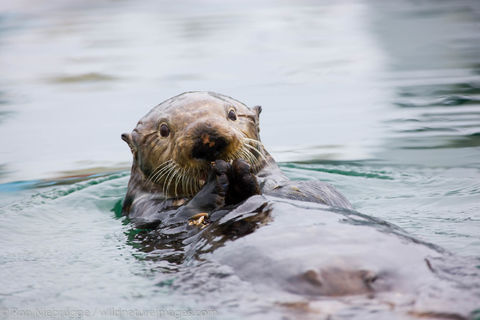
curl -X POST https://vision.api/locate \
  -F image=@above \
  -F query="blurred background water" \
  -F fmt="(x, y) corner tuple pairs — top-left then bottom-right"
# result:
(0, 0), (479, 318)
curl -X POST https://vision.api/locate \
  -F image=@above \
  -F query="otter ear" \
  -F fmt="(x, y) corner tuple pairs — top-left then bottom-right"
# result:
(252, 105), (262, 134)
(121, 133), (137, 154)
(253, 105), (262, 122)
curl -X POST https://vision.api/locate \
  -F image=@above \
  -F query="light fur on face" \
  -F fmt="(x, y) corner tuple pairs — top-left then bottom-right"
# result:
(123, 92), (268, 198)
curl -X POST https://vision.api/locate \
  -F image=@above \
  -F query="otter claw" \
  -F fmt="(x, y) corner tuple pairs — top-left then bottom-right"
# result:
(188, 212), (209, 228)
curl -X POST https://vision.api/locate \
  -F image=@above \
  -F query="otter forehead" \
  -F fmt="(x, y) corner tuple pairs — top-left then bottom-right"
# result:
(168, 101), (228, 119)
(136, 91), (253, 132)
(162, 91), (248, 110)
(159, 92), (249, 116)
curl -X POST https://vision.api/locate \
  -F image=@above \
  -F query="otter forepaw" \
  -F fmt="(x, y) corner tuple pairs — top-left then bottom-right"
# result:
(185, 159), (259, 215)
(181, 160), (231, 214)
(212, 159), (231, 199)
(226, 159), (261, 205)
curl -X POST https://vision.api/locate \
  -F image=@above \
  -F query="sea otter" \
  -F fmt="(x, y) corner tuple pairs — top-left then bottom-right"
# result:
(120, 92), (479, 318)
(121, 91), (351, 226)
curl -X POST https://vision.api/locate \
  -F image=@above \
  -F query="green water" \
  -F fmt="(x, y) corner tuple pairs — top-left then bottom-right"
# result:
(1, 0), (480, 319)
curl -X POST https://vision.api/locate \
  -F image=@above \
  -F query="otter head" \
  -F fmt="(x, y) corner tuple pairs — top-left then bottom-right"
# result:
(122, 91), (267, 198)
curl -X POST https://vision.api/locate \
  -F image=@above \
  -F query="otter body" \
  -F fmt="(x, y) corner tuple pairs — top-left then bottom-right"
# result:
(120, 92), (479, 318)
(122, 91), (351, 225)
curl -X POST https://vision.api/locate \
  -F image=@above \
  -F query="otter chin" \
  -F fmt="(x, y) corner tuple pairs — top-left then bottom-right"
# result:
(121, 91), (351, 220)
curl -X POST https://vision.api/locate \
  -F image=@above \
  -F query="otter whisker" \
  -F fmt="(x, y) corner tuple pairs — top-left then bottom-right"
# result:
(162, 164), (177, 196)
(175, 168), (183, 198)
(166, 169), (174, 197)
(232, 147), (245, 162)
(172, 163), (185, 198)
(241, 144), (265, 172)
(186, 168), (193, 197)
(182, 169), (190, 197)
(243, 138), (266, 152)
(174, 168), (181, 198)
(188, 174), (194, 197)
(176, 166), (189, 198)
(243, 137), (262, 144)
(243, 140), (269, 164)
(244, 145), (257, 162)
(159, 166), (171, 196)
(239, 144), (256, 164)
(237, 136), (268, 164)
(245, 144), (266, 163)
(151, 166), (169, 186)
(166, 163), (182, 198)
(180, 167), (187, 198)
(154, 161), (175, 186)
(164, 170), (175, 197)
(148, 160), (173, 183)
(192, 168), (199, 195)
(153, 160), (175, 182)
(239, 147), (254, 165)
(194, 168), (202, 194)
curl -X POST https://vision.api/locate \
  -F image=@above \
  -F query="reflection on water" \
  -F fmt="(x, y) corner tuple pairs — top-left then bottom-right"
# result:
(0, 0), (480, 318)
(369, 1), (480, 164)
(48, 72), (118, 84)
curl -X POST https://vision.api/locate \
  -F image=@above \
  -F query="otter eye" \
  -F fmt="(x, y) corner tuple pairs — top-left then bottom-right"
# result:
(159, 123), (170, 137)
(228, 109), (237, 121)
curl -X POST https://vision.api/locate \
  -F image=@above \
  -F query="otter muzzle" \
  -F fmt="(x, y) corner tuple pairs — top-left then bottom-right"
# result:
(191, 131), (228, 161)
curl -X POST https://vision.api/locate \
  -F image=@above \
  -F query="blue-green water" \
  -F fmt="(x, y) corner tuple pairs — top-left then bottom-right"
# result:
(1, 0), (480, 319)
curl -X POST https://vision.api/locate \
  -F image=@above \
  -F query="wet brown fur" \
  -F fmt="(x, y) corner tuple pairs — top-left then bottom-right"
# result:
(122, 91), (352, 219)
(122, 92), (271, 215)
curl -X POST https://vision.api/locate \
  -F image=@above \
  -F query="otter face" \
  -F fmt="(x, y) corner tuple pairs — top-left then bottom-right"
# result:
(122, 92), (265, 198)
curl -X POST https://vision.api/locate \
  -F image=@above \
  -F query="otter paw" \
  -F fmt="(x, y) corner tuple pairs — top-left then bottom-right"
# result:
(182, 160), (231, 213)
(212, 160), (231, 198)
(226, 159), (261, 205)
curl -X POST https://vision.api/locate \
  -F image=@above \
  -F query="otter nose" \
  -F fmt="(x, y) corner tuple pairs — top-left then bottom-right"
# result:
(191, 131), (228, 161)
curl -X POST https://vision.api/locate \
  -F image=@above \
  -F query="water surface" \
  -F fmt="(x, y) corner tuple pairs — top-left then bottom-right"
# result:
(1, 0), (479, 318)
